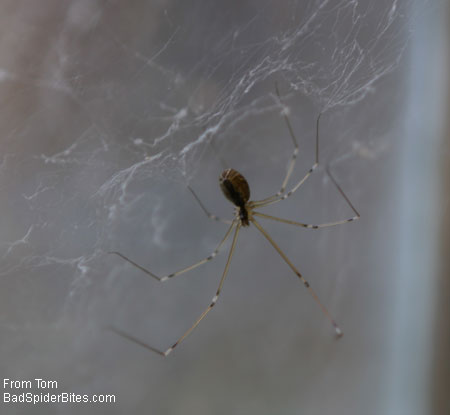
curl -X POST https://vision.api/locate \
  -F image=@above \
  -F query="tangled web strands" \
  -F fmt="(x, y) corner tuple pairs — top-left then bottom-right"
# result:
(95, 0), (407, 187)
(0, 0), (409, 327)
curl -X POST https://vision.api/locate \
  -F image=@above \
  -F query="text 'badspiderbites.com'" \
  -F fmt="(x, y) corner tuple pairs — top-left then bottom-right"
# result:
(3, 378), (116, 405)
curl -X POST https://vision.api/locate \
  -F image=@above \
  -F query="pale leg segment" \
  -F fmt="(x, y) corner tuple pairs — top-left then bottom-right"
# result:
(251, 217), (342, 336)
(109, 220), (236, 282)
(111, 223), (242, 356)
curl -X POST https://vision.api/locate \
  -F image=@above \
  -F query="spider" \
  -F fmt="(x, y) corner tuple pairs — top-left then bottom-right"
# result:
(109, 88), (360, 357)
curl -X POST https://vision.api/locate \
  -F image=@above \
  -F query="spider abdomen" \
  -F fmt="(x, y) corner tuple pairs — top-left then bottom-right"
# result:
(219, 168), (250, 226)
(219, 169), (250, 206)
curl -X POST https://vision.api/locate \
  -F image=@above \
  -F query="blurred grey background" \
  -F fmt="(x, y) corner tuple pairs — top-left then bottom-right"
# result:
(0, 0), (449, 414)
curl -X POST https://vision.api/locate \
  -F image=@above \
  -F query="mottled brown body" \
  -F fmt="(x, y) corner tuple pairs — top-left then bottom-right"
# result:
(219, 168), (251, 226)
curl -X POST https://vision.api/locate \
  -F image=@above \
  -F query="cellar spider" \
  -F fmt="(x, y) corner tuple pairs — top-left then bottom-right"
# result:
(109, 87), (360, 357)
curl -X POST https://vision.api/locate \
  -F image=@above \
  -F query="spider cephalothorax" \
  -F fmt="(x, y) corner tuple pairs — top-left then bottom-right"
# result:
(219, 168), (251, 226)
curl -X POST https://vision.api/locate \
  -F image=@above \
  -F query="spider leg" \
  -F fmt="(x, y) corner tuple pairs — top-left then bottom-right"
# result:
(252, 114), (321, 208)
(111, 223), (242, 356)
(188, 185), (233, 224)
(253, 211), (358, 229)
(253, 210), (360, 228)
(108, 326), (167, 356)
(275, 82), (300, 195)
(251, 217), (342, 336)
(109, 220), (236, 282)
(252, 163), (360, 228)
(251, 163), (317, 208)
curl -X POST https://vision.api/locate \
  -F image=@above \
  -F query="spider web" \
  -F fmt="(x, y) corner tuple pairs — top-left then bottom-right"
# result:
(0, 0), (417, 412)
